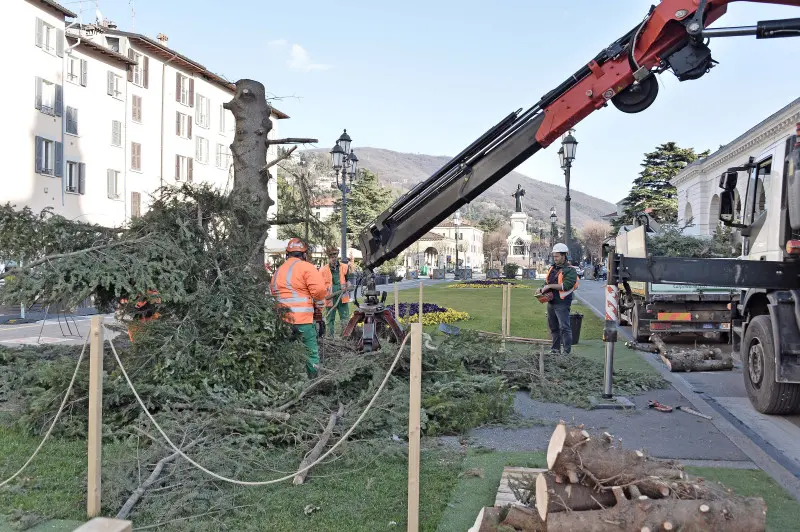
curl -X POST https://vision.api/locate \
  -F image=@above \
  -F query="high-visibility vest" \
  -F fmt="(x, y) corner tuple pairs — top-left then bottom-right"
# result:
(320, 262), (351, 306)
(270, 257), (327, 324)
(546, 266), (580, 299)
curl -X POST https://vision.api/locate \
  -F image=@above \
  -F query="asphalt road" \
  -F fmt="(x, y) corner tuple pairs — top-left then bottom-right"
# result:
(575, 278), (800, 498)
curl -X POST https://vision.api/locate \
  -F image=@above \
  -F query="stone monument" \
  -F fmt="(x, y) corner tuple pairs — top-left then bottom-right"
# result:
(506, 185), (533, 271)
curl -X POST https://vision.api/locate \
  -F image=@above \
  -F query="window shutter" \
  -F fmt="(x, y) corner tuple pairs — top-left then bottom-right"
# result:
(195, 136), (200, 159)
(54, 84), (63, 117)
(131, 192), (141, 218)
(219, 105), (224, 133)
(142, 56), (149, 89)
(35, 136), (43, 173)
(176, 111), (181, 135)
(35, 77), (42, 110)
(56, 29), (64, 57)
(80, 59), (87, 86)
(187, 158), (194, 182)
(127, 50), (134, 82)
(112, 120), (121, 146)
(78, 163), (86, 194)
(55, 142), (63, 177)
(189, 78), (195, 107)
(187, 117), (192, 139)
(133, 96), (141, 122)
(107, 169), (114, 197)
(175, 155), (180, 180)
(35, 18), (44, 48)
(175, 74), (181, 102)
(216, 145), (221, 167)
(107, 71), (114, 96)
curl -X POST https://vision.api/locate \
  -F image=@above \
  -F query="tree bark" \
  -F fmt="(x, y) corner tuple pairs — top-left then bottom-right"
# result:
(293, 403), (345, 485)
(544, 496), (766, 532)
(651, 334), (733, 372)
(224, 79), (273, 270)
(534, 471), (618, 519)
(499, 505), (545, 531)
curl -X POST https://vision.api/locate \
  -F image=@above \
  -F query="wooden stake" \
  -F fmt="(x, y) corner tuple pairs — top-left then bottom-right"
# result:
(419, 281), (423, 325)
(394, 282), (400, 321)
(500, 284), (507, 352)
(506, 283), (512, 336)
(539, 345), (545, 384)
(408, 323), (423, 532)
(87, 316), (104, 517)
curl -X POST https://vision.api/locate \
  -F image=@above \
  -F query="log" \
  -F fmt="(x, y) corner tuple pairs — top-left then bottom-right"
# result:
(476, 507), (501, 532)
(651, 334), (733, 372)
(544, 496), (767, 532)
(546, 422), (590, 469)
(534, 471), (617, 520)
(547, 424), (681, 498)
(625, 341), (658, 353)
(499, 505), (545, 532)
(293, 403), (345, 485)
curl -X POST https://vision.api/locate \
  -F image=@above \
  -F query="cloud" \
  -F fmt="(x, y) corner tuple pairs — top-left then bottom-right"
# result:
(287, 44), (332, 72)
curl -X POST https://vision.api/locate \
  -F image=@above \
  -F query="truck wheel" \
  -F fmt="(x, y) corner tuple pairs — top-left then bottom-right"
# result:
(632, 303), (650, 343)
(743, 315), (800, 414)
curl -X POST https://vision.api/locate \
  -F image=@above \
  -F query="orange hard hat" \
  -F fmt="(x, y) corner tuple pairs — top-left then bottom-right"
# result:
(286, 237), (308, 253)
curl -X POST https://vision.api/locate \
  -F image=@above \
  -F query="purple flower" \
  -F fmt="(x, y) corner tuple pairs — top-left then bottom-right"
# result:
(388, 302), (448, 317)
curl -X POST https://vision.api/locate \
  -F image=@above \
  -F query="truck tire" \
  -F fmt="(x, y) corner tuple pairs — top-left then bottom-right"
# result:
(742, 315), (800, 414)
(632, 303), (650, 343)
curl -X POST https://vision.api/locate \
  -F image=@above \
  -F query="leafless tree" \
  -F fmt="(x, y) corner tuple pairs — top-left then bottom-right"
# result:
(581, 221), (611, 263)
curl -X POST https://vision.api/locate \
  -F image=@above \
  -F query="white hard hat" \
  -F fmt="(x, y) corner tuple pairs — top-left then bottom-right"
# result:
(552, 243), (569, 253)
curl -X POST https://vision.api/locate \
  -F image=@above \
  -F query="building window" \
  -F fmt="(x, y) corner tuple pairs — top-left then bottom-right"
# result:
(175, 155), (193, 182)
(107, 71), (123, 99)
(67, 56), (87, 86)
(111, 120), (122, 146)
(128, 50), (149, 88)
(176, 111), (191, 138)
(216, 143), (231, 169)
(35, 77), (62, 117)
(131, 192), (141, 218)
(132, 95), (142, 123)
(106, 37), (120, 53)
(195, 94), (210, 128)
(66, 161), (85, 194)
(196, 137), (209, 164)
(176, 73), (194, 106)
(35, 18), (63, 57)
(65, 106), (78, 135)
(107, 169), (121, 199)
(35, 136), (62, 177)
(219, 105), (227, 134)
(131, 142), (142, 171)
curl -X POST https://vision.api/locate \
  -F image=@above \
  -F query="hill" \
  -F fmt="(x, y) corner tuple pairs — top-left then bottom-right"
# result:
(303, 147), (615, 229)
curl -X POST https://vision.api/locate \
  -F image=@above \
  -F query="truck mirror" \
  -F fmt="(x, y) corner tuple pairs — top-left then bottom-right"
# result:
(719, 170), (738, 191)
(719, 190), (736, 224)
(786, 135), (800, 231)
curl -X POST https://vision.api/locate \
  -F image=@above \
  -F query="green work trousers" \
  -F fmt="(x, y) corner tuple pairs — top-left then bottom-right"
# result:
(295, 323), (320, 376)
(326, 301), (350, 337)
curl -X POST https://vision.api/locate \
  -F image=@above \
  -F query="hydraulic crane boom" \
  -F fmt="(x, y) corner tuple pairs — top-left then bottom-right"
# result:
(358, 0), (800, 271)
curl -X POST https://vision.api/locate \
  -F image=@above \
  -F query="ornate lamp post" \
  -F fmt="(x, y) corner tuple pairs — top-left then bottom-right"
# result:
(550, 206), (558, 251)
(558, 130), (578, 258)
(453, 210), (462, 279)
(330, 129), (358, 263)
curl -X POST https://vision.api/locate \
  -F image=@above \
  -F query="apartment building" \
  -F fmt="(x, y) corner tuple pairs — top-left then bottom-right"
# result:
(6, 0), (288, 240)
(429, 219), (485, 270)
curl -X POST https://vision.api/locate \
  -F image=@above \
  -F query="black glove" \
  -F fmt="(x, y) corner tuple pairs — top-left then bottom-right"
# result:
(316, 319), (326, 338)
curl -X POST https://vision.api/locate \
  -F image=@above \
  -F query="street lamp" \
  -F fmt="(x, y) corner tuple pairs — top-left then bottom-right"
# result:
(550, 206), (558, 251)
(330, 129), (358, 263)
(559, 130), (578, 259)
(453, 210), (462, 279)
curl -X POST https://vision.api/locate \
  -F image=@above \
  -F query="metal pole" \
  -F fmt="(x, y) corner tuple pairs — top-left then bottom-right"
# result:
(565, 162), (572, 258)
(602, 253), (619, 398)
(455, 231), (459, 280)
(340, 167), (347, 263)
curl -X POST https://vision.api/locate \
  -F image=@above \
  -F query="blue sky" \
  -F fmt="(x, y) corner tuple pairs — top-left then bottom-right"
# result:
(77, 0), (800, 204)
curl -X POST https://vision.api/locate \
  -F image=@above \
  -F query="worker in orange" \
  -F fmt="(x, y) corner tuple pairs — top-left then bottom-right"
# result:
(270, 238), (328, 377)
(319, 246), (353, 337)
(120, 289), (162, 342)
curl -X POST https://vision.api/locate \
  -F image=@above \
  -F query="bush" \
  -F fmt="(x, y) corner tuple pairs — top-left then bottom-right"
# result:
(504, 263), (520, 279)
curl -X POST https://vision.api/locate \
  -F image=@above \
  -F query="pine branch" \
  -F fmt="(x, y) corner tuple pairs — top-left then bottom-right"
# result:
(269, 138), (318, 145)
(260, 146), (296, 176)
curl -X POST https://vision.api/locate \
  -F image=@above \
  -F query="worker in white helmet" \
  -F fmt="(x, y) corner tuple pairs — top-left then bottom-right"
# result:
(541, 243), (580, 354)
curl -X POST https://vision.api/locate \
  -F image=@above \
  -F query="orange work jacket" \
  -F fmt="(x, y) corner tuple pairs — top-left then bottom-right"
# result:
(270, 257), (328, 324)
(545, 266), (580, 299)
(319, 261), (351, 307)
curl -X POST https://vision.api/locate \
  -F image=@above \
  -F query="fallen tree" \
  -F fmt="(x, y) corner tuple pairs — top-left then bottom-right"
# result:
(651, 334), (733, 372)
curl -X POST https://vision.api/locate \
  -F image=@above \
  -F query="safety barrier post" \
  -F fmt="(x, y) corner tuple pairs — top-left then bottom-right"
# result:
(407, 323), (422, 532)
(394, 282), (400, 323)
(87, 316), (104, 517)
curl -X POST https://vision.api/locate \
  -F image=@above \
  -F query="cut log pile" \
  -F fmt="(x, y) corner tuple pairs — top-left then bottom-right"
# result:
(651, 334), (734, 372)
(474, 422), (766, 531)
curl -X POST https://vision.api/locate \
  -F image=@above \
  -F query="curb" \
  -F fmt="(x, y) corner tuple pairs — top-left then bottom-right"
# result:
(576, 291), (800, 502)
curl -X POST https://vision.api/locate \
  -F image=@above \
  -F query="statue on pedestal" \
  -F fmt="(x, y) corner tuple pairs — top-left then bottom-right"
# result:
(511, 184), (526, 213)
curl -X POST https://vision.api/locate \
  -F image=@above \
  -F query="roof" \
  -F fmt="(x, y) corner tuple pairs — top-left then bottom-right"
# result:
(311, 197), (336, 207)
(684, 95), (800, 171)
(33, 0), (77, 18)
(418, 231), (448, 242)
(436, 219), (474, 228)
(67, 35), (136, 66)
(83, 26), (289, 119)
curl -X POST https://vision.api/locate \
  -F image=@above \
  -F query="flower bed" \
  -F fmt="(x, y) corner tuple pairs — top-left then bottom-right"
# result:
(450, 279), (523, 289)
(389, 302), (470, 326)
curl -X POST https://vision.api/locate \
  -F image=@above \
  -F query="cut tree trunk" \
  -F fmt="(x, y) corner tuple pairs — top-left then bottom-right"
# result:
(651, 334), (733, 372)
(224, 79), (273, 270)
(544, 495), (766, 532)
(499, 505), (545, 531)
(547, 422), (682, 498)
(534, 471), (617, 519)
(292, 403), (345, 485)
